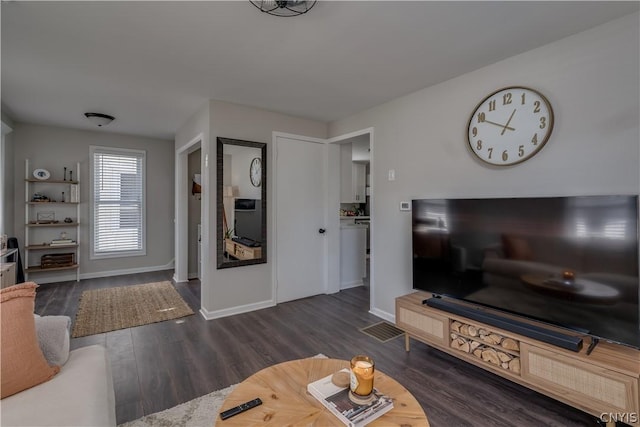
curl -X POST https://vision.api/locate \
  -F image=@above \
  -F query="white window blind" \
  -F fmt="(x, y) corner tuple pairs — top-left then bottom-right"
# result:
(90, 146), (146, 258)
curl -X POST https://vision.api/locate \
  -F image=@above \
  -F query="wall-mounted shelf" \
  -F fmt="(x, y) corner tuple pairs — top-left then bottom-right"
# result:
(24, 159), (81, 282)
(25, 264), (79, 273)
(26, 222), (80, 227)
(25, 244), (79, 250)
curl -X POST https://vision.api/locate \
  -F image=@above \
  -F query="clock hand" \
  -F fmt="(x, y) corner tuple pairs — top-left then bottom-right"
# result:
(483, 119), (515, 131)
(501, 109), (517, 135)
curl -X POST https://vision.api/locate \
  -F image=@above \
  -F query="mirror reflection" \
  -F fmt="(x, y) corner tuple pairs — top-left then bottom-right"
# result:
(217, 137), (267, 269)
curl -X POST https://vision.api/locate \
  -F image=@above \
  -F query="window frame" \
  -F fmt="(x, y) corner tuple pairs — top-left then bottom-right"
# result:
(90, 145), (147, 259)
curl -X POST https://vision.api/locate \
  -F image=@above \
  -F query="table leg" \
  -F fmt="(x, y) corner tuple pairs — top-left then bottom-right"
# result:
(405, 333), (410, 352)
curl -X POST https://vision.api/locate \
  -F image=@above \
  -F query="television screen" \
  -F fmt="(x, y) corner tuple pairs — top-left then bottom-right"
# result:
(412, 195), (639, 348)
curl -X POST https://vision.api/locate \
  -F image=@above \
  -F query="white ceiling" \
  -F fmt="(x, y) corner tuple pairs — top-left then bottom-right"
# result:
(2, 1), (638, 140)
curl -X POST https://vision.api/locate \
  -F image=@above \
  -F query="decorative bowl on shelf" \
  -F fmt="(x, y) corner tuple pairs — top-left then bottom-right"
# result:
(33, 169), (51, 180)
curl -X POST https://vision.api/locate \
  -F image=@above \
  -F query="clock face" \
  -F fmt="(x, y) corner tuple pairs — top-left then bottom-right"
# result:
(467, 87), (554, 166)
(250, 157), (262, 187)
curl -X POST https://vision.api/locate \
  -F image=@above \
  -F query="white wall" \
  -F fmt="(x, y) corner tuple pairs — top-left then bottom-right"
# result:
(176, 99), (326, 318)
(329, 13), (640, 318)
(1, 112), (15, 238)
(224, 144), (262, 200)
(13, 123), (175, 282)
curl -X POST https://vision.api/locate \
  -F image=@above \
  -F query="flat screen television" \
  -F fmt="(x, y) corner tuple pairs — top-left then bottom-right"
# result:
(412, 195), (640, 349)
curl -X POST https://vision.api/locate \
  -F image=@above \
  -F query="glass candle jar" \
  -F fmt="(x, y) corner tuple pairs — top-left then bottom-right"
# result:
(350, 355), (375, 397)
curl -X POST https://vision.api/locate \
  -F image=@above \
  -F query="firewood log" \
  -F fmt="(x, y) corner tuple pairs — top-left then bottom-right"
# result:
(501, 362), (509, 369)
(509, 358), (521, 373)
(451, 321), (462, 332)
(498, 352), (512, 363)
(460, 324), (470, 336)
(501, 338), (519, 351)
(470, 341), (481, 351)
(473, 348), (483, 358)
(481, 349), (501, 365)
(467, 325), (478, 337)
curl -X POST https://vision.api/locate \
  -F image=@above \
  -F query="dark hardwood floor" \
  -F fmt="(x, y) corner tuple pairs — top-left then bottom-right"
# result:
(34, 270), (600, 426)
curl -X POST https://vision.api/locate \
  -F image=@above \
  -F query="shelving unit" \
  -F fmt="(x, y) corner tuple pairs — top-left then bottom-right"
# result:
(24, 160), (80, 281)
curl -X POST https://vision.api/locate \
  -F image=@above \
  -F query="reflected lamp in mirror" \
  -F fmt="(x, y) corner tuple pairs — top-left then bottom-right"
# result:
(192, 174), (202, 199)
(217, 137), (267, 269)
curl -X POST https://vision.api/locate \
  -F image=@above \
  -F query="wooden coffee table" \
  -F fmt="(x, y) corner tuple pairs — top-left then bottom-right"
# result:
(216, 357), (429, 426)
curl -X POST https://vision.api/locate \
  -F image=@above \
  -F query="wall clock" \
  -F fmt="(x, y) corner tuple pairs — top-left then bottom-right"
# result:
(467, 86), (554, 166)
(250, 157), (262, 187)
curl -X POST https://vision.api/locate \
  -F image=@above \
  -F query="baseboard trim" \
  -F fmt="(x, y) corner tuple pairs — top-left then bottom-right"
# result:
(340, 281), (363, 290)
(200, 299), (276, 320)
(31, 260), (175, 284)
(369, 307), (395, 324)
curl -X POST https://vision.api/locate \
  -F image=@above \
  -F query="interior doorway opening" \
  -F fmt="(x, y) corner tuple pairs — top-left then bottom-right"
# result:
(328, 128), (374, 310)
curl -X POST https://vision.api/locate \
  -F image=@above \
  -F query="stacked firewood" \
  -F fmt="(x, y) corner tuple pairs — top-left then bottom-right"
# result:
(449, 320), (521, 374)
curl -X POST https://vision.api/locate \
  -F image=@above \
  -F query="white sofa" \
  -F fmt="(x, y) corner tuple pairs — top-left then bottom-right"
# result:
(1, 345), (116, 427)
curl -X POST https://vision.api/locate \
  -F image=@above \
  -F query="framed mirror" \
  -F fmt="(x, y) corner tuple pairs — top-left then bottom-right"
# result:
(217, 137), (267, 269)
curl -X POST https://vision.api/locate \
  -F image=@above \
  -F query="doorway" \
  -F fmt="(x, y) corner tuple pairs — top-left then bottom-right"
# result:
(187, 148), (202, 279)
(328, 128), (374, 309)
(175, 134), (204, 284)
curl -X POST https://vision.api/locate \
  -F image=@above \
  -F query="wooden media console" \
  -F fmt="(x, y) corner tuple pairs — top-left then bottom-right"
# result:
(396, 291), (640, 426)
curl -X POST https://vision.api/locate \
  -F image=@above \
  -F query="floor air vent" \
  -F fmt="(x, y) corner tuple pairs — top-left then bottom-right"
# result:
(359, 321), (404, 343)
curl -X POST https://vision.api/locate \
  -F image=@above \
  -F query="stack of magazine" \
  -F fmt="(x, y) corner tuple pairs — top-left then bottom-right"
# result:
(307, 369), (393, 427)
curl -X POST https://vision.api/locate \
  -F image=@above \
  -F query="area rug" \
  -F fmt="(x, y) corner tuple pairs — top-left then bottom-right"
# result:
(118, 354), (327, 427)
(119, 384), (237, 427)
(72, 281), (194, 338)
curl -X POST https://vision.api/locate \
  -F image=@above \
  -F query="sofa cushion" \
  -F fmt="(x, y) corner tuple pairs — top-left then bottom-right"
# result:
(34, 314), (71, 366)
(501, 234), (534, 261)
(1, 283), (60, 399)
(0, 345), (116, 426)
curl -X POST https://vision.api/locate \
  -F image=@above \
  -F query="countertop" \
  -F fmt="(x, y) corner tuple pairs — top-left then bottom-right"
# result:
(339, 216), (370, 220)
(340, 223), (368, 229)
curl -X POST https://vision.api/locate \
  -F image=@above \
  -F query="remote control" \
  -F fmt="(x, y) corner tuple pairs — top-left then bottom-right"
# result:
(220, 398), (262, 420)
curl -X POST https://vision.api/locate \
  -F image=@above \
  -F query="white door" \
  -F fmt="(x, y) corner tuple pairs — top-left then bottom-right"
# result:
(275, 134), (327, 303)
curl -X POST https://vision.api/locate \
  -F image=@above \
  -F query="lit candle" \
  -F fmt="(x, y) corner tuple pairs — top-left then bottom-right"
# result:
(350, 355), (375, 396)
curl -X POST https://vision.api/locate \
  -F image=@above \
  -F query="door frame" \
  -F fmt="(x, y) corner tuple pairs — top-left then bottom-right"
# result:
(272, 132), (329, 302)
(327, 128), (375, 311)
(175, 133), (204, 284)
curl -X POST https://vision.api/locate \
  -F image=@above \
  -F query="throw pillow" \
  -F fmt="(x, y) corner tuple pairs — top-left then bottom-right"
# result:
(501, 234), (534, 261)
(1, 283), (60, 399)
(34, 314), (71, 366)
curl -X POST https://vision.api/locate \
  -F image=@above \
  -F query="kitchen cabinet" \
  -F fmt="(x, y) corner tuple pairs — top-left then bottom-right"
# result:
(340, 143), (367, 203)
(340, 223), (367, 289)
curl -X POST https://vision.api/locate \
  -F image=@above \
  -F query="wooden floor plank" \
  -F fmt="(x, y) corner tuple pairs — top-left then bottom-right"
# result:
(34, 270), (596, 426)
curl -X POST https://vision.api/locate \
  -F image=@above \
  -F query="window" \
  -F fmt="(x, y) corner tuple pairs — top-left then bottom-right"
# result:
(90, 146), (146, 258)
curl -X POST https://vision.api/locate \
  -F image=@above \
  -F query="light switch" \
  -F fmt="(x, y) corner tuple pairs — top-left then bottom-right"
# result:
(388, 169), (395, 181)
(400, 201), (411, 211)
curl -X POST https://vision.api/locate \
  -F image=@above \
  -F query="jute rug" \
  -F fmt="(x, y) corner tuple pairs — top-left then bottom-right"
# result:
(118, 354), (327, 427)
(72, 281), (194, 338)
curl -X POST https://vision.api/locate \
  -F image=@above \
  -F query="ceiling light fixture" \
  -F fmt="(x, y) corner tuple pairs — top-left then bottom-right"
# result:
(249, 0), (316, 17)
(84, 112), (115, 127)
